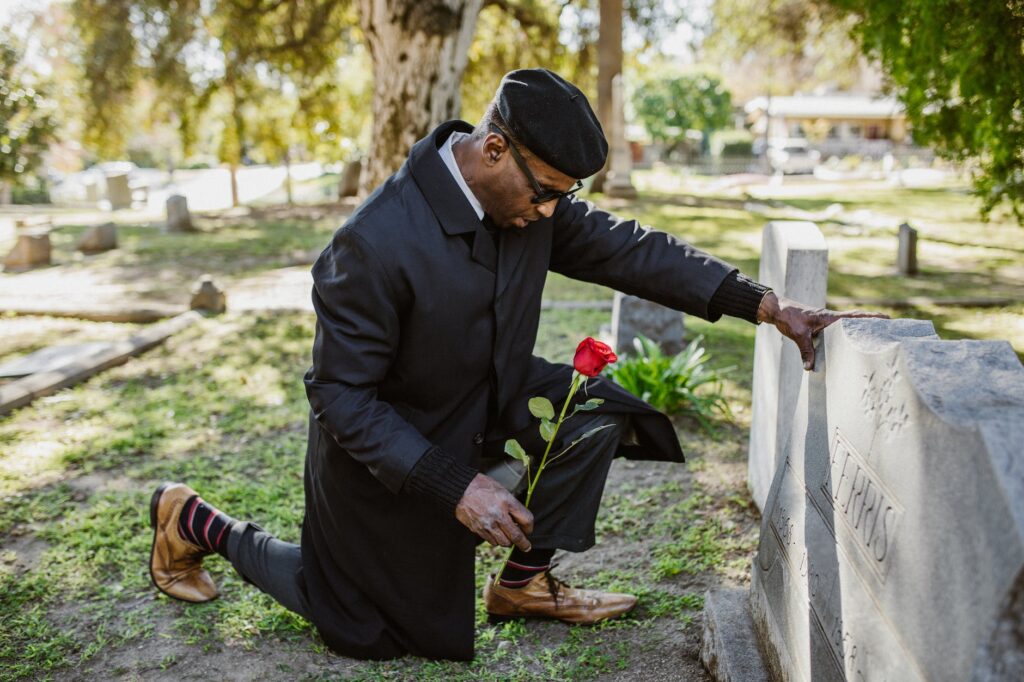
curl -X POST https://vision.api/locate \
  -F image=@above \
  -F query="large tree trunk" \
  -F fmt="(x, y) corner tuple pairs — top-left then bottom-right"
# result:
(358, 0), (484, 195)
(590, 0), (623, 194)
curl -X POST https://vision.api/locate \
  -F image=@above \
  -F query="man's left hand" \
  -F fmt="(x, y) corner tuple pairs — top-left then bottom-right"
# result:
(757, 292), (888, 370)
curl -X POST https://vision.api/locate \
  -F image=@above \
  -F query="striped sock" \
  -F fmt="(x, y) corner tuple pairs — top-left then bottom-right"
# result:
(177, 495), (236, 559)
(499, 547), (556, 588)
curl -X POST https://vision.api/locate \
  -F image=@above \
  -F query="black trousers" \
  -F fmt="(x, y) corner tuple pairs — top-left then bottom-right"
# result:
(226, 411), (626, 619)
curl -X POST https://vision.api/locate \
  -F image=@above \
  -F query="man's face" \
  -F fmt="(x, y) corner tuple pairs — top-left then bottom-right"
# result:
(478, 132), (579, 229)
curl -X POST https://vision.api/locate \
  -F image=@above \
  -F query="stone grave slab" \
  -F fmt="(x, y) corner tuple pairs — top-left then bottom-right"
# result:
(749, 221), (828, 511)
(610, 292), (684, 357)
(750, 318), (1024, 682)
(0, 342), (114, 378)
(0, 311), (200, 415)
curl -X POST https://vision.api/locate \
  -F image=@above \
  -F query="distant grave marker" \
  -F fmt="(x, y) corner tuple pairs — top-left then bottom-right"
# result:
(190, 275), (226, 313)
(76, 222), (118, 254)
(339, 159), (362, 198)
(897, 222), (918, 275)
(3, 232), (51, 271)
(165, 194), (194, 233)
(106, 173), (132, 210)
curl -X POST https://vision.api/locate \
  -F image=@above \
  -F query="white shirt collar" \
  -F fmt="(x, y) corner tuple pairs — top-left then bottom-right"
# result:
(438, 130), (485, 221)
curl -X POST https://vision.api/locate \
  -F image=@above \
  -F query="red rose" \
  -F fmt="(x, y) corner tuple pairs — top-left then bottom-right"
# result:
(573, 337), (618, 377)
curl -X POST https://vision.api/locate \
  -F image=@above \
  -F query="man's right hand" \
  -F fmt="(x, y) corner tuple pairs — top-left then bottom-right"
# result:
(455, 473), (534, 551)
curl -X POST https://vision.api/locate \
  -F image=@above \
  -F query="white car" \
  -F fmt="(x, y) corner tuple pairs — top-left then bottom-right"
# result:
(767, 139), (821, 174)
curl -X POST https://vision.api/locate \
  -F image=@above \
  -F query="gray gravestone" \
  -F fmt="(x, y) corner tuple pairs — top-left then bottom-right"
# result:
(749, 221), (828, 511)
(166, 194), (194, 233)
(76, 222), (117, 253)
(339, 159), (362, 198)
(750, 318), (1024, 682)
(898, 222), (918, 275)
(190, 275), (226, 313)
(610, 292), (684, 357)
(3, 232), (51, 270)
(106, 173), (131, 210)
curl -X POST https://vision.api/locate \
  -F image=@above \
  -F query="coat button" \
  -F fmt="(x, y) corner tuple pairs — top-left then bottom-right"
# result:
(473, 432), (484, 446)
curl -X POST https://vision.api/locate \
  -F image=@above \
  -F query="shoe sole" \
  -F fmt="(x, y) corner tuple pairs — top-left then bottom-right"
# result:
(149, 482), (214, 604)
(487, 613), (521, 625)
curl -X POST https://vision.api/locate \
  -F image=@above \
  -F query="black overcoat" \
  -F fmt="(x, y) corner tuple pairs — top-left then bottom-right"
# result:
(300, 121), (736, 660)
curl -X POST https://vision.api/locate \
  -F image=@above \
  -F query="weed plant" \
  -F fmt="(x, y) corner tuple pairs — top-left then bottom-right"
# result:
(608, 335), (733, 433)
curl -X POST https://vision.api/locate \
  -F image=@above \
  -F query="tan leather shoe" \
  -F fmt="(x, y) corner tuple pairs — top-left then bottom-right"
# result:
(484, 571), (637, 625)
(149, 482), (219, 603)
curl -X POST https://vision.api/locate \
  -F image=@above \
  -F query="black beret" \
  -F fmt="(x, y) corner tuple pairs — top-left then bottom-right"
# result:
(495, 68), (608, 179)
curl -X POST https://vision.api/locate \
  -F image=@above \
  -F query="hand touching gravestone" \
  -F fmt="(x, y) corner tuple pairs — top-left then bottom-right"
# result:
(755, 293), (887, 371)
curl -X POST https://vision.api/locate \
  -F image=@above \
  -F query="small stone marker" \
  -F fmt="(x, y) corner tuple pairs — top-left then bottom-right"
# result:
(610, 292), (684, 357)
(3, 232), (51, 271)
(165, 194), (194, 233)
(897, 221), (918, 275)
(748, 221), (828, 511)
(748, 318), (1024, 682)
(106, 173), (132, 210)
(339, 159), (362, 198)
(76, 222), (117, 253)
(190, 275), (226, 313)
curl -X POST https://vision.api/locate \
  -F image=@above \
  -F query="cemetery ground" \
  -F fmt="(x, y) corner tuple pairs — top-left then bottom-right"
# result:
(1, 178), (1022, 680)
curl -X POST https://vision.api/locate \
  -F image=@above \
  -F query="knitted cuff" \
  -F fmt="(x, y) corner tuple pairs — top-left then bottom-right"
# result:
(404, 446), (478, 514)
(708, 271), (772, 324)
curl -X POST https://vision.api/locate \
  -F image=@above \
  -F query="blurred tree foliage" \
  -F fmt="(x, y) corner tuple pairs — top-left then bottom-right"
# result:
(71, 1), (357, 165)
(633, 72), (731, 153)
(703, 0), (865, 101)
(0, 28), (58, 194)
(826, 0), (1024, 222)
(66, 0), (693, 192)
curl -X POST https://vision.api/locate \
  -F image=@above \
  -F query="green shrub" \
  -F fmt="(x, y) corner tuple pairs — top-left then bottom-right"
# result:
(711, 130), (754, 157)
(608, 335), (733, 433)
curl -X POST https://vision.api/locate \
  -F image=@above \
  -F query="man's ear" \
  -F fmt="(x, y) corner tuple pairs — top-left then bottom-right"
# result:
(483, 133), (505, 165)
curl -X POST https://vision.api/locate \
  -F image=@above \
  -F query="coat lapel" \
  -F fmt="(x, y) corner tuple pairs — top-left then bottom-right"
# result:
(495, 226), (527, 300)
(409, 120), (496, 273)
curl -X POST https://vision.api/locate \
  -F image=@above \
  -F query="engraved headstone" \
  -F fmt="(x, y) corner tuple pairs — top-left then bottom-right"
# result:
(610, 292), (684, 357)
(750, 318), (1024, 682)
(106, 173), (132, 210)
(604, 74), (637, 198)
(897, 222), (918, 276)
(76, 222), (117, 253)
(3, 232), (51, 271)
(749, 221), (828, 511)
(190, 274), (226, 313)
(165, 194), (194, 233)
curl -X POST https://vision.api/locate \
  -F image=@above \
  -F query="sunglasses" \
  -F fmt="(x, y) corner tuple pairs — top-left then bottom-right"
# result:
(489, 124), (583, 204)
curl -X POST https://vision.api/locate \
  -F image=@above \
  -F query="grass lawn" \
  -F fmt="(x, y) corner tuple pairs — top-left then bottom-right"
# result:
(0, 311), (755, 681)
(1, 179), (1020, 679)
